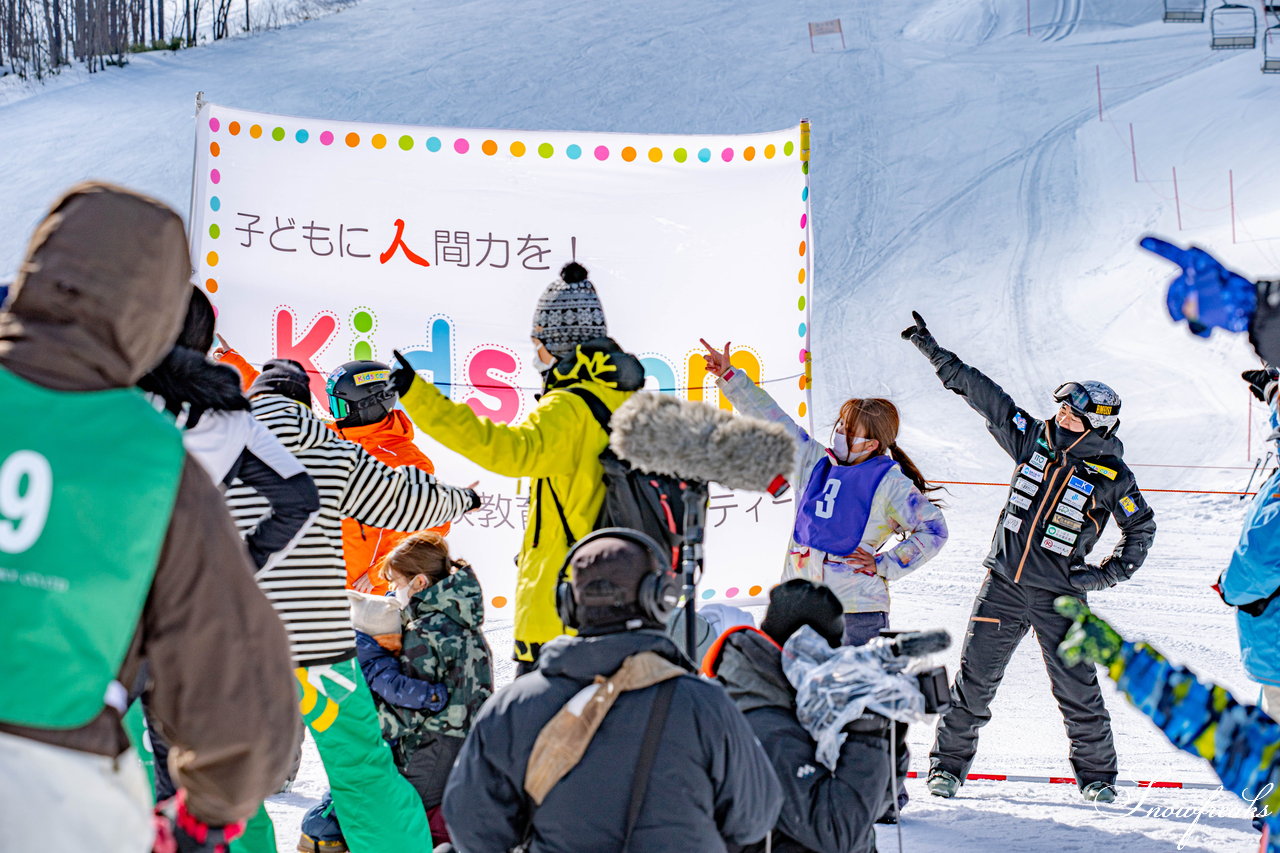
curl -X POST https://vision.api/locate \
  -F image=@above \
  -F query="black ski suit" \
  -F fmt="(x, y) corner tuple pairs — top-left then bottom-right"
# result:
(707, 627), (893, 853)
(910, 336), (1157, 788)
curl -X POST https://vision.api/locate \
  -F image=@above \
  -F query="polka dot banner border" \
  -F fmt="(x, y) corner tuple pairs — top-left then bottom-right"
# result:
(204, 114), (800, 166)
(796, 119), (812, 420)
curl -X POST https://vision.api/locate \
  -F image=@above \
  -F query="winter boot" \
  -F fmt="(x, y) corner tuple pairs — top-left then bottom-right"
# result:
(1081, 781), (1117, 803)
(926, 769), (960, 798)
(297, 791), (347, 852)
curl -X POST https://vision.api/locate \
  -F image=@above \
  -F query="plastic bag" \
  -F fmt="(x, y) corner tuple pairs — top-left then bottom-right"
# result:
(782, 625), (926, 770)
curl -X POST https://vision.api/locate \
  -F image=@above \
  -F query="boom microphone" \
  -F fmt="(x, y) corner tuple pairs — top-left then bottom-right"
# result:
(610, 393), (796, 496)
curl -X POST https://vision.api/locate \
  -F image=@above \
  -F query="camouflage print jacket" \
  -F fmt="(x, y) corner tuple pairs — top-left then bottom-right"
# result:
(375, 565), (494, 756)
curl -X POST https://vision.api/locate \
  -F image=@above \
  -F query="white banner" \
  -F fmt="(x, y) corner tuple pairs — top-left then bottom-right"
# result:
(190, 101), (814, 619)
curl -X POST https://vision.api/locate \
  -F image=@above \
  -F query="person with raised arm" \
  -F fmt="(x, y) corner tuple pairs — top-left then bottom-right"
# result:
(901, 311), (1156, 804)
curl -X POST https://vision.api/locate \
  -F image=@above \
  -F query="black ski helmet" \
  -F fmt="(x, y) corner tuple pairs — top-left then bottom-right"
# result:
(326, 360), (397, 427)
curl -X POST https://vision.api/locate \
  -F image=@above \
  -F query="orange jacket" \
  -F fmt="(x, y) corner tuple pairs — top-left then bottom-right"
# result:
(216, 349), (447, 594)
(329, 411), (450, 595)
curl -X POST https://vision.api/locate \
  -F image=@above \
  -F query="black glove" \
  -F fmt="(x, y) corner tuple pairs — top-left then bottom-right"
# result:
(1070, 557), (1134, 593)
(900, 310), (940, 357)
(390, 349), (417, 397)
(1242, 367), (1279, 403)
(900, 310), (929, 341)
(1068, 563), (1110, 593)
(463, 487), (482, 512)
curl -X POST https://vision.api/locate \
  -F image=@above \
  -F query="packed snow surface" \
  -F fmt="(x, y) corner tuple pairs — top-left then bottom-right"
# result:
(4, 0), (1279, 849)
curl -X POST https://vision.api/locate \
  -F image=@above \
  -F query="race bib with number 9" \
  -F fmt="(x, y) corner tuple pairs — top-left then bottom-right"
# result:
(0, 450), (53, 554)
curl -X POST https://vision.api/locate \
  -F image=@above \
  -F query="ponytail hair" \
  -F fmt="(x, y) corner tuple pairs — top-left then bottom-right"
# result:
(888, 442), (946, 507)
(837, 397), (946, 507)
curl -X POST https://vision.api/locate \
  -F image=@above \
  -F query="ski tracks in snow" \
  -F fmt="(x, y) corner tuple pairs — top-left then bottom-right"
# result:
(1040, 0), (1083, 43)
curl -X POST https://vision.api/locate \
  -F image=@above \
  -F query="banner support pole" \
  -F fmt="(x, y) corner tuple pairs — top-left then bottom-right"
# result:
(800, 118), (814, 436)
(186, 92), (206, 264)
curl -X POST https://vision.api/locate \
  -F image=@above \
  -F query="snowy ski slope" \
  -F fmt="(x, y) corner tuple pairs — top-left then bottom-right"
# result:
(3, 0), (1280, 848)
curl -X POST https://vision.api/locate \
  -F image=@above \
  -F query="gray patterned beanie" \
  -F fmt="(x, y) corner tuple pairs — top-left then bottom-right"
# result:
(531, 262), (608, 358)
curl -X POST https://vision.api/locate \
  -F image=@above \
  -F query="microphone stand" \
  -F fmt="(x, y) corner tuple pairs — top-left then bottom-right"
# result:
(681, 481), (710, 662)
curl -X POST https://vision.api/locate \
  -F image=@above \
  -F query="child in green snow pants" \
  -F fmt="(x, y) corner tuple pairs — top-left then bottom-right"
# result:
(232, 656), (433, 853)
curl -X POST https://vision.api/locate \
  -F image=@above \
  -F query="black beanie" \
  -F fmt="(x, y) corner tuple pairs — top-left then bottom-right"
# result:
(760, 579), (844, 648)
(247, 358), (311, 405)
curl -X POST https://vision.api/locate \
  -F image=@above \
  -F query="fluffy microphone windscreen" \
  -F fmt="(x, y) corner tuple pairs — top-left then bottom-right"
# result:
(610, 393), (796, 493)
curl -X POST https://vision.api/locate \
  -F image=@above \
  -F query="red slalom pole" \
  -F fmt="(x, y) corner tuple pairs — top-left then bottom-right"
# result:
(1230, 169), (1237, 244)
(1096, 66), (1103, 121)
(1173, 167), (1183, 230)
(1129, 123), (1138, 182)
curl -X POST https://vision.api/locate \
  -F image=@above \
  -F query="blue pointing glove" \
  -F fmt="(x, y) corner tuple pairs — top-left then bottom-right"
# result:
(1140, 236), (1256, 337)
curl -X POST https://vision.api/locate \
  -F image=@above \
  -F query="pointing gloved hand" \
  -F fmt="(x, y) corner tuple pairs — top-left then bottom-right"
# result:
(390, 349), (418, 397)
(464, 487), (482, 512)
(1139, 236), (1257, 337)
(899, 310), (928, 341)
(900, 311), (940, 357)
(1242, 367), (1279, 404)
(1055, 596), (1123, 668)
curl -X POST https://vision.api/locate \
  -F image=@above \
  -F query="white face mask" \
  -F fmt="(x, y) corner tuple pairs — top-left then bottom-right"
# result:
(833, 432), (875, 464)
(532, 354), (554, 374)
(392, 586), (412, 609)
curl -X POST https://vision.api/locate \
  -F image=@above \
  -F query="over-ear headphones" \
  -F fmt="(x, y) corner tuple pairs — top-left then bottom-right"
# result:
(555, 527), (679, 631)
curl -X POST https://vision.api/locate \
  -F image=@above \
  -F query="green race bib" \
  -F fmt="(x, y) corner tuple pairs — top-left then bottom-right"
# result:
(0, 367), (184, 728)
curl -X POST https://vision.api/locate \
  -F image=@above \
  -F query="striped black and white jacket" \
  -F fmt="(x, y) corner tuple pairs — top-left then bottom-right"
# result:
(227, 395), (474, 666)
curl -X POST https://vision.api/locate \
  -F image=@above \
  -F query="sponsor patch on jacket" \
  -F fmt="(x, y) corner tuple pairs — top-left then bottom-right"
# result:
(1067, 475), (1094, 495)
(1029, 452), (1048, 470)
(354, 369), (391, 386)
(1055, 503), (1085, 522)
(1013, 478), (1039, 496)
(1040, 536), (1073, 557)
(1120, 495), (1139, 516)
(1013, 413), (1028, 433)
(1051, 513), (1082, 531)
(1083, 462), (1118, 480)
(1009, 492), (1032, 511)
(1062, 489), (1089, 510)
(1003, 514), (1023, 533)
(1045, 524), (1077, 545)
(1021, 465), (1044, 483)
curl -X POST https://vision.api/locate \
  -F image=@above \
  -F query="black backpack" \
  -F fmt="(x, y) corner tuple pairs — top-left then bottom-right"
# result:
(534, 387), (688, 568)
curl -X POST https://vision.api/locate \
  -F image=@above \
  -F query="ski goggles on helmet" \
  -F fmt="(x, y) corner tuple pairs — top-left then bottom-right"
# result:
(326, 387), (351, 420)
(1052, 382), (1119, 418)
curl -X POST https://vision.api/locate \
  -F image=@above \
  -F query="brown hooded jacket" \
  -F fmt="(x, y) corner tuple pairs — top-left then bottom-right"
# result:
(0, 183), (300, 826)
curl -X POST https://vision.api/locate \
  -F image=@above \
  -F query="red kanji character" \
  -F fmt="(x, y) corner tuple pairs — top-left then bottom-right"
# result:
(379, 219), (431, 267)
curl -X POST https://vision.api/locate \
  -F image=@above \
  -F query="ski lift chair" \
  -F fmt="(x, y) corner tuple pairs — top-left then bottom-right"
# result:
(1211, 3), (1257, 48)
(1164, 0), (1205, 23)
(1264, 25), (1280, 70)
